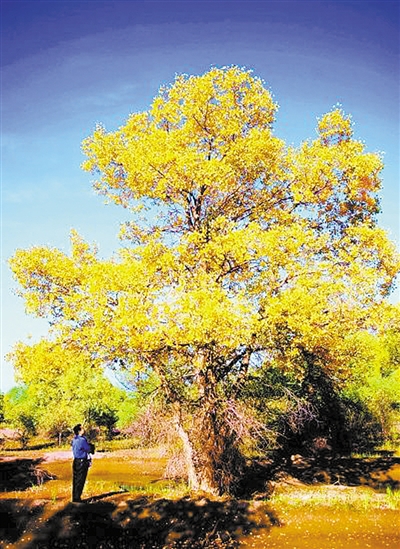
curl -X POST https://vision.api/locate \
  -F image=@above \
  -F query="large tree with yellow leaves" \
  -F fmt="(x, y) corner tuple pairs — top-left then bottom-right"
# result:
(10, 67), (399, 494)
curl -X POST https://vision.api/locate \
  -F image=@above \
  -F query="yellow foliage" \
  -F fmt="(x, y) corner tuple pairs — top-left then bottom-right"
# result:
(8, 67), (400, 402)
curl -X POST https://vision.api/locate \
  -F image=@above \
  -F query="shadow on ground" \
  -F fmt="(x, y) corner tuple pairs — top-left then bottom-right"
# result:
(0, 494), (280, 548)
(286, 455), (400, 490)
(0, 458), (55, 492)
(239, 454), (400, 497)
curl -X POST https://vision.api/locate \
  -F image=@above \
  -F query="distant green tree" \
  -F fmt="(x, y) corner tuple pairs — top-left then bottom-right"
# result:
(85, 406), (118, 440)
(6, 340), (132, 443)
(342, 313), (400, 444)
(4, 386), (38, 448)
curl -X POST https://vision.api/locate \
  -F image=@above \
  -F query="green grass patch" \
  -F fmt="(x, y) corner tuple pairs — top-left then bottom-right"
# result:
(83, 478), (189, 500)
(119, 479), (190, 498)
(270, 485), (400, 511)
(385, 486), (400, 509)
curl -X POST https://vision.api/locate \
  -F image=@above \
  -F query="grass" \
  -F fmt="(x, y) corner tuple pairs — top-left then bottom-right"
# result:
(270, 484), (400, 511)
(385, 485), (400, 509)
(81, 475), (190, 500)
(350, 444), (400, 459)
(119, 479), (190, 498)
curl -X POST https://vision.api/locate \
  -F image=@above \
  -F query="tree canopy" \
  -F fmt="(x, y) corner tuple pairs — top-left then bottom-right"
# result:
(9, 67), (400, 493)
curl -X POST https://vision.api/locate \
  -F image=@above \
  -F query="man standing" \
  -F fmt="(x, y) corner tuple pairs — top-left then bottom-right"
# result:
(71, 424), (91, 502)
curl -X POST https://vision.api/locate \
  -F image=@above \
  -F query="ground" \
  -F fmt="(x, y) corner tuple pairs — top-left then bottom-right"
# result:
(0, 448), (399, 548)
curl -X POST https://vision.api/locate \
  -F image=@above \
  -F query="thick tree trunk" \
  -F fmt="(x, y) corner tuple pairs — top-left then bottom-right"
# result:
(198, 403), (246, 495)
(173, 410), (200, 491)
(173, 399), (245, 495)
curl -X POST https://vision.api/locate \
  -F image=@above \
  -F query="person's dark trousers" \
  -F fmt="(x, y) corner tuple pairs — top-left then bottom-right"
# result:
(72, 458), (89, 502)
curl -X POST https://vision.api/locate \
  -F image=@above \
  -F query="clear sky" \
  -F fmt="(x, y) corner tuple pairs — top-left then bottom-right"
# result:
(1, 0), (399, 393)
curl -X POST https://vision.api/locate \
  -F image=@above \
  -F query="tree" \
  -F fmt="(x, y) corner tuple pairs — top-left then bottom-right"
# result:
(7, 339), (128, 444)
(4, 386), (38, 448)
(341, 305), (400, 445)
(9, 67), (399, 493)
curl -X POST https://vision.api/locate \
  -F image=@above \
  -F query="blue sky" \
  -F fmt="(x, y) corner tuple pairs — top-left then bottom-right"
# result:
(1, 0), (399, 392)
